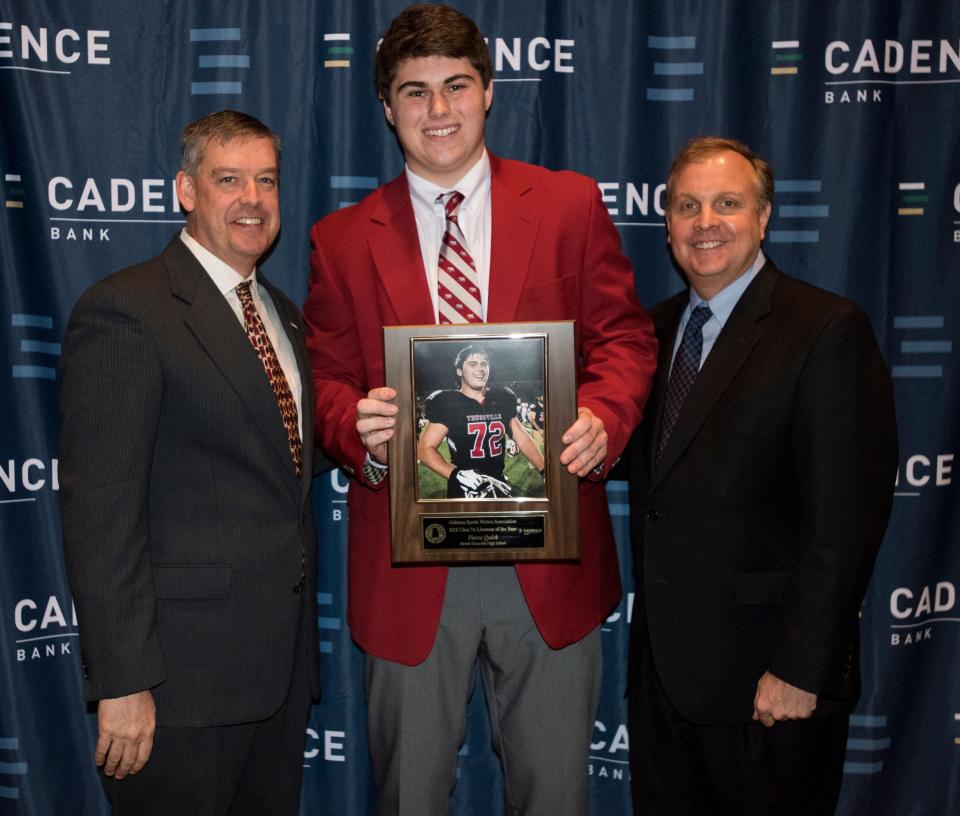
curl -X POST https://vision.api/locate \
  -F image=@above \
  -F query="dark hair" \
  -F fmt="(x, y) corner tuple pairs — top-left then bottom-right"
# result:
(180, 110), (280, 176)
(665, 136), (773, 212)
(455, 345), (489, 370)
(375, 4), (492, 101)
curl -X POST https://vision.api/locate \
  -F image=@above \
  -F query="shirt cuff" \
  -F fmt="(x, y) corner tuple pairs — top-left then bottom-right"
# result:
(363, 454), (388, 485)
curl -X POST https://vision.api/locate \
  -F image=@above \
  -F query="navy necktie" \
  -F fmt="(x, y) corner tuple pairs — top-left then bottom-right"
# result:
(656, 304), (712, 464)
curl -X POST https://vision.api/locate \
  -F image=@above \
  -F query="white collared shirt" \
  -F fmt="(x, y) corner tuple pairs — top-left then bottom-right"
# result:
(179, 229), (303, 438)
(406, 150), (492, 322)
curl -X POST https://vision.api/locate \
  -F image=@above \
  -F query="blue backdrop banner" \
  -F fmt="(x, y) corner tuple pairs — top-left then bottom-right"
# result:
(1, 1), (957, 813)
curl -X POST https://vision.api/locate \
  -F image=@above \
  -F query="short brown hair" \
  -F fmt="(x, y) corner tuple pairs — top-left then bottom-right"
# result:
(180, 110), (280, 176)
(665, 136), (774, 212)
(375, 4), (493, 101)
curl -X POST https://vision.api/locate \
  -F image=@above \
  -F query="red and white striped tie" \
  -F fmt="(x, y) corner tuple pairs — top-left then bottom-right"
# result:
(437, 191), (482, 324)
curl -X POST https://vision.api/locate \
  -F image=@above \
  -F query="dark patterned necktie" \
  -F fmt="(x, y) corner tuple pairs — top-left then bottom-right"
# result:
(436, 191), (482, 324)
(236, 281), (302, 479)
(656, 304), (712, 464)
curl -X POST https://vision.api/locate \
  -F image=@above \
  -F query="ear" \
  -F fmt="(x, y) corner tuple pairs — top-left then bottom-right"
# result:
(483, 80), (493, 112)
(665, 215), (672, 245)
(382, 97), (396, 128)
(758, 201), (772, 240)
(175, 170), (195, 214)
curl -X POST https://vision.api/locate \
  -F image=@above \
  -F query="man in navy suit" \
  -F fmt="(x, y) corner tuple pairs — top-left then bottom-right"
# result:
(627, 136), (898, 815)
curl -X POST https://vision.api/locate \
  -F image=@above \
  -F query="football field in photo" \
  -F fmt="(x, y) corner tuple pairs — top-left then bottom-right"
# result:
(417, 435), (546, 499)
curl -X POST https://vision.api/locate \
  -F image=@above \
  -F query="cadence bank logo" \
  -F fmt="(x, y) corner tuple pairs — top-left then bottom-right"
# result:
(893, 453), (953, 498)
(10, 314), (60, 381)
(12, 593), (78, 664)
(45, 173), (184, 242)
(767, 179), (830, 245)
(843, 714), (891, 776)
(0, 735), (28, 803)
(590, 720), (630, 782)
(894, 452), (953, 496)
(822, 37), (960, 105)
(890, 316), (952, 381)
(303, 726), (347, 767)
(598, 181), (666, 229)
(0, 20), (109, 75)
(367, 31), (575, 80)
(321, 32), (352, 70)
(485, 35), (575, 81)
(317, 590), (343, 656)
(602, 591), (634, 633)
(644, 35), (704, 102)
(896, 180), (928, 218)
(327, 467), (349, 524)
(330, 175), (379, 211)
(954, 182), (960, 243)
(4, 173), (24, 209)
(0, 457), (58, 500)
(889, 580), (957, 647)
(770, 40), (803, 77)
(189, 27), (249, 96)
(896, 178), (960, 244)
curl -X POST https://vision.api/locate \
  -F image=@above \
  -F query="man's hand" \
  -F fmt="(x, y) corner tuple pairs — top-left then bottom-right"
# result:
(752, 671), (817, 728)
(96, 690), (156, 779)
(559, 407), (607, 476)
(357, 386), (398, 464)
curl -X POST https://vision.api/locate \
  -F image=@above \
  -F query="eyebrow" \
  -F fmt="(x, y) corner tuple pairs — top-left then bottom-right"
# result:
(209, 166), (279, 175)
(395, 74), (476, 93)
(675, 190), (745, 199)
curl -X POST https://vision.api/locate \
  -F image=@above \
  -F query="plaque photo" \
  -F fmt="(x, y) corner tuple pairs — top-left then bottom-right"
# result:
(384, 322), (580, 564)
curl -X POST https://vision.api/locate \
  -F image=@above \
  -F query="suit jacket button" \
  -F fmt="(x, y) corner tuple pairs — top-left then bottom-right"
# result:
(646, 509), (660, 521)
(293, 581), (304, 594)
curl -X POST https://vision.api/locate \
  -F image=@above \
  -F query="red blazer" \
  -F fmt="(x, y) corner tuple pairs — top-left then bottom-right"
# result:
(305, 155), (656, 665)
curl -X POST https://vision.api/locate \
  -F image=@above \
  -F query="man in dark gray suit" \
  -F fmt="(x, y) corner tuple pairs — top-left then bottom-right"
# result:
(60, 110), (320, 815)
(627, 136), (897, 815)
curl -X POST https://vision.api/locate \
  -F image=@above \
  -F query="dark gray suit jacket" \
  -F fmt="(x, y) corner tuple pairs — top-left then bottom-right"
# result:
(60, 235), (320, 728)
(628, 261), (897, 725)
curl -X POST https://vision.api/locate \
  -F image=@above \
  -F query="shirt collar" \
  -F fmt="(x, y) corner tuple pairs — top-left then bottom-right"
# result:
(689, 249), (766, 328)
(405, 149), (491, 213)
(179, 228), (258, 296)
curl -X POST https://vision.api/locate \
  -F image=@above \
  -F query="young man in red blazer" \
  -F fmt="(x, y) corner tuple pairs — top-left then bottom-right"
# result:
(304, 5), (656, 813)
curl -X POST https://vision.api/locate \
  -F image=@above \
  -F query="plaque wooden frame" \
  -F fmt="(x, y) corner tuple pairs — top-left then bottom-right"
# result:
(384, 321), (580, 564)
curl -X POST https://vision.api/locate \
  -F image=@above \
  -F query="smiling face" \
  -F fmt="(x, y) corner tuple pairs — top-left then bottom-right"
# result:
(383, 55), (492, 188)
(175, 135), (280, 276)
(457, 352), (490, 396)
(666, 150), (771, 299)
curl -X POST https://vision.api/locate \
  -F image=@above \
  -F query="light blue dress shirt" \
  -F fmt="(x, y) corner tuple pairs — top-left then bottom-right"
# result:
(668, 250), (767, 373)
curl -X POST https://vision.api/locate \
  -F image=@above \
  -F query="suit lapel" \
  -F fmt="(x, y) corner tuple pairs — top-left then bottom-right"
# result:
(163, 237), (302, 489)
(486, 155), (539, 322)
(367, 175), (436, 325)
(650, 264), (778, 491)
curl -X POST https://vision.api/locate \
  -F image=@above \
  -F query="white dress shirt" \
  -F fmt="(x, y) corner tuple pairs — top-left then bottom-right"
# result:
(179, 229), (303, 438)
(406, 150), (492, 322)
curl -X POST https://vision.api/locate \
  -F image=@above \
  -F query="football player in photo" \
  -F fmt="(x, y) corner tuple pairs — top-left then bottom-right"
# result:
(418, 346), (545, 498)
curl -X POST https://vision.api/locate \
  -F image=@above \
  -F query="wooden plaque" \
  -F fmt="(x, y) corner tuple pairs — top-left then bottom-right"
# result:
(384, 322), (580, 563)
